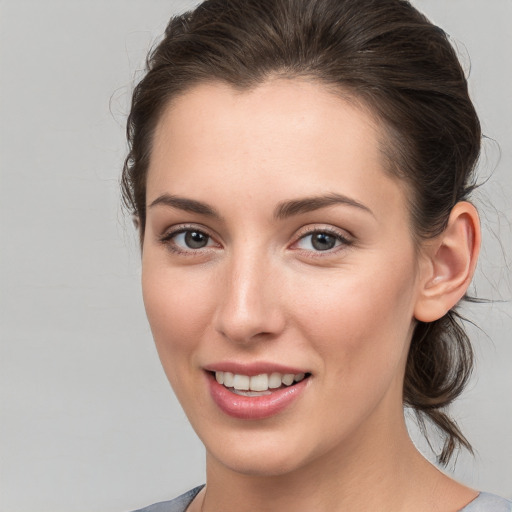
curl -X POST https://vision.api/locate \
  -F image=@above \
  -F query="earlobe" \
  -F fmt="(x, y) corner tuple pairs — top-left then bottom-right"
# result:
(414, 202), (481, 323)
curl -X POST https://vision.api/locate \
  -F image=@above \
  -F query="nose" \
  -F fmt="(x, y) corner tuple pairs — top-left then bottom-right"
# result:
(213, 250), (286, 344)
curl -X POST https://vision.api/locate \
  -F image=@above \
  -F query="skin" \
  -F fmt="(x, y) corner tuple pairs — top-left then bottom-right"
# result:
(141, 79), (480, 512)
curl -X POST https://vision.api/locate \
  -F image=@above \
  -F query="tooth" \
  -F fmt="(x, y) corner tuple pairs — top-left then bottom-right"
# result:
(219, 371), (306, 391)
(233, 389), (272, 397)
(223, 372), (234, 387)
(233, 374), (250, 390)
(268, 372), (282, 389)
(282, 374), (295, 386)
(250, 374), (269, 391)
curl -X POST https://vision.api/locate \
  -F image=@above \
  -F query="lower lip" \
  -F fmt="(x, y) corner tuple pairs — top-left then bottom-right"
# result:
(207, 372), (309, 420)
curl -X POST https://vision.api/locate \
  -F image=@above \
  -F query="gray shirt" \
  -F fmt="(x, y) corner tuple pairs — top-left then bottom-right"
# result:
(131, 486), (512, 512)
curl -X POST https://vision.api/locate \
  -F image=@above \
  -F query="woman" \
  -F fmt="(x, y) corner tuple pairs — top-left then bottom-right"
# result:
(122, 0), (511, 510)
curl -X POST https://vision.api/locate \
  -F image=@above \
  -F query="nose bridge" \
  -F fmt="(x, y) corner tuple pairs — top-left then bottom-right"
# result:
(214, 242), (283, 343)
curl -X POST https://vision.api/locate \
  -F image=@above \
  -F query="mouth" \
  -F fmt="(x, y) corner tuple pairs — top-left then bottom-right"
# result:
(205, 368), (311, 419)
(212, 370), (310, 396)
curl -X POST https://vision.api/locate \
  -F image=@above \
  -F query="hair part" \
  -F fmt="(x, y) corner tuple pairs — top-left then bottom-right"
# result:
(122, 0), (481, 464)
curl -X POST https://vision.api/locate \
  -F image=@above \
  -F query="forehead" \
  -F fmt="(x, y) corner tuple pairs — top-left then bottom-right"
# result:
(153, 78), (380, 149)
(147, 78), (408, 224)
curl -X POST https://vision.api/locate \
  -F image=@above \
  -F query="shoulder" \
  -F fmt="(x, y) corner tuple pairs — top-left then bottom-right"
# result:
(129, 487), (511, 512)
(460, 492), (512, 512)
(129, 485), (205, 512)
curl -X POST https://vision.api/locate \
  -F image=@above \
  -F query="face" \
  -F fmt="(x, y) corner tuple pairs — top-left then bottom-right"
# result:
(142, 79), (425, 477)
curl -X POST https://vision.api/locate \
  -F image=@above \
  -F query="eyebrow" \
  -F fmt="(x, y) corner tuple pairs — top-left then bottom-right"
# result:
(149, 194), (222, 219)
(148, 192), (373, 220)
(274, 193), (374, 219)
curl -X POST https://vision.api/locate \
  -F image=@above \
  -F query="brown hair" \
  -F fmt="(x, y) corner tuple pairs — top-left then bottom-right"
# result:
(122, 0), (481, 465)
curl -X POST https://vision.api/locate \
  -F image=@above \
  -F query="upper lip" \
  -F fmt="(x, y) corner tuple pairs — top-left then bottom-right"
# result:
(203, 361), (309, 376)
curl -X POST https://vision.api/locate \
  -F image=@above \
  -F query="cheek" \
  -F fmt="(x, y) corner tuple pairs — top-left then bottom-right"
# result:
(141, 262), (214, 373)
(290, 260), (417, 373)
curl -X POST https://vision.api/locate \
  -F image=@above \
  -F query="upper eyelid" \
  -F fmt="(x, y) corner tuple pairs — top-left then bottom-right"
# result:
(290, 226), (354, 253)
(160, 223), (215, 239)
(158, 224), (222, 249)
(158, 225), (222, 255)
(158, 223), (352, 249)
(293, 224), (353, 241)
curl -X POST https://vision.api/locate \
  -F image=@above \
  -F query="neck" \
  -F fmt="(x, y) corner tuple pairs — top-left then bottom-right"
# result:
(200, 415), (454, 512)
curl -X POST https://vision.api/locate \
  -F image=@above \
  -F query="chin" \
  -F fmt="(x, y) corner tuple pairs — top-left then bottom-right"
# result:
(212, 448), (308, 477)
(201, 426), (324, 477)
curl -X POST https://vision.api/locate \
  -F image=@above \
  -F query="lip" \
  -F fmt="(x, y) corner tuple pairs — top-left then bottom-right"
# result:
(203, 361), (308, 377)
(205, 369), (310, 420)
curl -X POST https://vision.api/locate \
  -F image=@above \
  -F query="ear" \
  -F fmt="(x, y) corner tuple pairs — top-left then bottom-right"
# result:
(132, 215), (145, 250)
(414, 202), (481, 323)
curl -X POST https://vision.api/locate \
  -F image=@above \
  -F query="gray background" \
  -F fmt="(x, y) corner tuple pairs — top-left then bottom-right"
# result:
(0, 1), (510, 511)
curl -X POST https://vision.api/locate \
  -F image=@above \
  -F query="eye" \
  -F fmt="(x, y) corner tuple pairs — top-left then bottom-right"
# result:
(175, 230), (211, 249)
(294, 229), (351, 252)
(160, 226), (219, 253)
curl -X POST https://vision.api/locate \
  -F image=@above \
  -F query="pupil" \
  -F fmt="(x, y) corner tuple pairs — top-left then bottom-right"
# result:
(312, 233), (335, 251)
(185, 231), (208, 249)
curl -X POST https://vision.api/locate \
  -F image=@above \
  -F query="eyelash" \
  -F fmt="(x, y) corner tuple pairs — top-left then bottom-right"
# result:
(292, 227), (353, 255)
(158, 225), (353, 256)
(159, 224), (219, 256)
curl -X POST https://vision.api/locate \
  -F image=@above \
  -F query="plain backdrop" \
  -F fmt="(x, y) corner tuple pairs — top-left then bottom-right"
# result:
(0, 1), (511, 511)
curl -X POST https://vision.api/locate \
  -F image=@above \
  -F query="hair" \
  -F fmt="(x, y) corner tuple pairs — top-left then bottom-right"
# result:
(122, 0), (481, 465)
